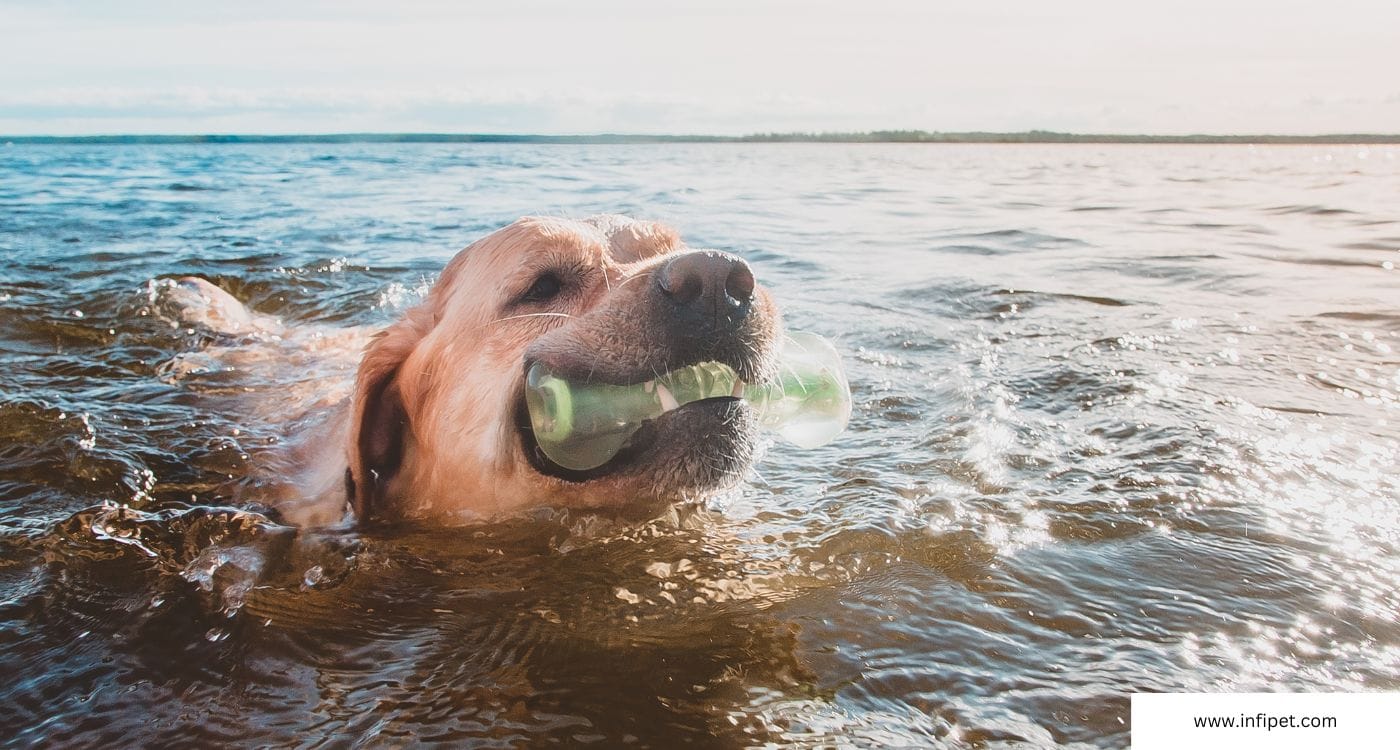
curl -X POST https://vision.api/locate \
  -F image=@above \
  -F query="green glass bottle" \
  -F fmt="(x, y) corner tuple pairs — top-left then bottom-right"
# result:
(524, 331), (851, 471)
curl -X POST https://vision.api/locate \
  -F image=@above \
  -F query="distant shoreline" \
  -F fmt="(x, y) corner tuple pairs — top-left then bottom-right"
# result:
(5, 130), (1399, 145)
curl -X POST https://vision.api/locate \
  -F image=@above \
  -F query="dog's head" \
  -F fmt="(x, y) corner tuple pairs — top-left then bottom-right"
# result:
(346, 215), (781, 521)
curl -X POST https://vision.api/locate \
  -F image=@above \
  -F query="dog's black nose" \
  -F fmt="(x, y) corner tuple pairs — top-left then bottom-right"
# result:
(656, 251), (755, 331)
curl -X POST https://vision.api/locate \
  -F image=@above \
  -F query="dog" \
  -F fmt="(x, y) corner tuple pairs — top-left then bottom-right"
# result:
(174, 215), (781, 526)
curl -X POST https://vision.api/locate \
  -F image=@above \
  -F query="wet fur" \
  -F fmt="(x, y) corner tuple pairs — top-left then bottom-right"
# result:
(186, 215), (780, 526)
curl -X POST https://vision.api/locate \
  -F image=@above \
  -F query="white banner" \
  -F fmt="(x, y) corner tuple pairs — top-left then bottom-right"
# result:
(1132, 692), (1397, 749)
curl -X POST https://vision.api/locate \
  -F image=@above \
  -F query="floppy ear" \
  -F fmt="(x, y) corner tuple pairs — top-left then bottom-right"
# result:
(347, 306), (432, 521)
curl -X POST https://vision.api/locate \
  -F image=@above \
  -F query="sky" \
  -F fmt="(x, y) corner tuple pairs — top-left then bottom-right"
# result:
(1, 0), (1397, 136)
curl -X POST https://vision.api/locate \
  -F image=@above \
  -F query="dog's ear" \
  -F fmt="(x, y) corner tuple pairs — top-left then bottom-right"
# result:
(347, 306), (432, 521)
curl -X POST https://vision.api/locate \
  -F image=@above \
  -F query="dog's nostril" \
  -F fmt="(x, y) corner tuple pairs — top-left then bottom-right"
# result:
(659, 266), (703, 304)
(724, 261), (754, 303)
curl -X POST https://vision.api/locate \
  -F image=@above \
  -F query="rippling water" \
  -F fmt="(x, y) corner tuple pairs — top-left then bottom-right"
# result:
(1, 143), (1397, 747)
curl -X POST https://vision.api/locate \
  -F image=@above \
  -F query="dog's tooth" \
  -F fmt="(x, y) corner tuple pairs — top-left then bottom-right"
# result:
(731, 379), (746, 398)
(643, 380), (655, 393)
(657, 383), (680, 412)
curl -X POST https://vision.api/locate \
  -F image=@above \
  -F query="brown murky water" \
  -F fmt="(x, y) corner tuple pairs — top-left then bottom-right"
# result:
(1, 143), (1397, 747)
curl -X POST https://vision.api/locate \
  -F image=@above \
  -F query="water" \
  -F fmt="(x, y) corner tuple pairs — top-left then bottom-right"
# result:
(1, 142), (1397, 747)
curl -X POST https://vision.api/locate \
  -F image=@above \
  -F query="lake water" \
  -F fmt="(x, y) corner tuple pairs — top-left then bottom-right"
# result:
(1, 143), (1397, 747)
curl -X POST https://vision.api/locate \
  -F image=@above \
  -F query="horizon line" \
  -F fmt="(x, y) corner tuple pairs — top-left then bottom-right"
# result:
(5, 130), (1400, 145)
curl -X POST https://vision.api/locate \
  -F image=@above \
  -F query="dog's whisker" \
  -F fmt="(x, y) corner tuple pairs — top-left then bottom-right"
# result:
(748, 465), (768, 486)
(484, 312), (575, 327)
(611, 271), (653, 292)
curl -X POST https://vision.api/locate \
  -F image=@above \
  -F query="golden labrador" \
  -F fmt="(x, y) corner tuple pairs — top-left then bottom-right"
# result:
(178, 215), (781, 525)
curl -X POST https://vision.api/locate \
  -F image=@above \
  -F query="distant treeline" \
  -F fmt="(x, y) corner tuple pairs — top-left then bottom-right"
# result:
(743, 130), (1400, 144)
(6, 130), (1399, 145)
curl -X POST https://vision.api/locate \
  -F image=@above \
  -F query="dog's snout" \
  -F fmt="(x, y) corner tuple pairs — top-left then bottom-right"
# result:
(656, 251), (755, 329)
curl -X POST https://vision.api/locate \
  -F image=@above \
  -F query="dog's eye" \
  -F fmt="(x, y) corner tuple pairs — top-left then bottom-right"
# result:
(518, 272), (563, 304)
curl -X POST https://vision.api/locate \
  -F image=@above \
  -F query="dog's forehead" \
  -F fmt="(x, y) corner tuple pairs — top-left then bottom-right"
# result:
(468, 216), (681, 266)
(583, 214), (684, 263)
(492, 215), (684, 265)
(486, 218), (607, 264)
(430, 216), (685, 312)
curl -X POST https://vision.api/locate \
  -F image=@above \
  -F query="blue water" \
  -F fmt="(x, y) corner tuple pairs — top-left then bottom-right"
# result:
(1, 143), (1397, 747)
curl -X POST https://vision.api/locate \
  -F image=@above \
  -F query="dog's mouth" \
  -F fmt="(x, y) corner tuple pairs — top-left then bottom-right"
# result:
(515, 393), (744, 482)
(514, 354), (764, 483)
